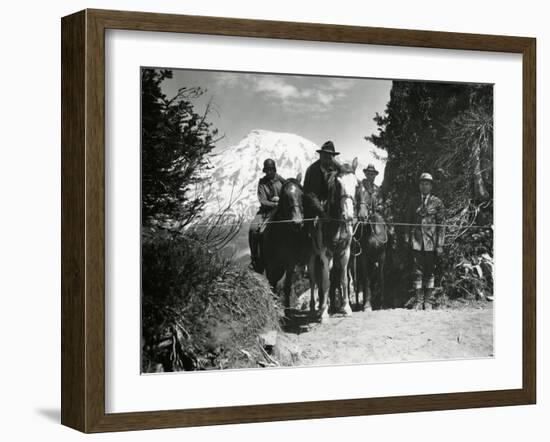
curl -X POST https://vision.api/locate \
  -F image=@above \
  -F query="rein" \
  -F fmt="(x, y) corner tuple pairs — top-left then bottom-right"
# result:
(365, 216), (389, 245)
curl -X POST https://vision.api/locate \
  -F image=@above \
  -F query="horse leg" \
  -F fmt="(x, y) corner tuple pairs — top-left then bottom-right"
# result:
(356, 252), (364, 308)
(283, 266), (294, 309)
(265, 264), (276, 293)
(340, 249), (352, 316)
(329, 266), (337, 314)
(266, 266), (283, 298)
(363, 259), (373, 311)
(379, 250), (386, 309)
(318, 254), (330, 321)
(349, 256), (359, 310)
(351, 266), (359, 312)
(308, 255), (317, 315)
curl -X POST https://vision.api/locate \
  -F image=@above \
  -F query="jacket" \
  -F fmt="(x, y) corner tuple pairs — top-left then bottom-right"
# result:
(257, 174), (286, 214)
(361, 180), (384, 214)
(303, 159), (340, 202)
(405, 193), (445, 252)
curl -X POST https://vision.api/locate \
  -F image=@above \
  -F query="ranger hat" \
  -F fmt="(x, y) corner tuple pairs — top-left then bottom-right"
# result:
(363, 163), (379, 176)
(419, 172), (433, 182)
(262, 158), (277, 172)
(316, 140), (340, 156)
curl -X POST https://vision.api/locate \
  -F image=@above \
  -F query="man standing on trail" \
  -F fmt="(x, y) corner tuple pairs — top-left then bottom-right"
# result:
(249, 158), (286, 272)
(303, 140), (341, 205)
(361, 163), (384, 216)
(405, 172), (445, 310)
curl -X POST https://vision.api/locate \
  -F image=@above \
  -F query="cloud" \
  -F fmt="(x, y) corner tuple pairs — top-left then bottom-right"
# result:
(325, 78), (357, 91)
(215, 72), (358, 114)
(316, 90), (334, 105)
(214, 73), (241, 88)
(250, 76), (346, 113)
(254, 77), (300, 100)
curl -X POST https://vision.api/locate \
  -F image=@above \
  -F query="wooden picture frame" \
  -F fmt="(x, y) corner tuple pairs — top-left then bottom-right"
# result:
(61, 8), (536, 433)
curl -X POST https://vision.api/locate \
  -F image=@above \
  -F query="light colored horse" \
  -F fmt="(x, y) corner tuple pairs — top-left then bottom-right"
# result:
(308, 158), (359, 321)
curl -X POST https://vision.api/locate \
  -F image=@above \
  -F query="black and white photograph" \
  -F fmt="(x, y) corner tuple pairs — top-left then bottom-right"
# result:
(140, 67), (494, 373)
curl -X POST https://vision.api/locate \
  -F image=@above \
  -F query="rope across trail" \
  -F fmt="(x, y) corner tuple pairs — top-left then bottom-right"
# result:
(187, 217), (494, 230)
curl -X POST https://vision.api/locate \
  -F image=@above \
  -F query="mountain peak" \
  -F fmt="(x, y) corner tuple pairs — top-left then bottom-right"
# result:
(197, 130), (319, 220)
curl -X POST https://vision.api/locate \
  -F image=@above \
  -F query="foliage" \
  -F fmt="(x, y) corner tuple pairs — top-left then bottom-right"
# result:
(140, 70), (268, 372)
(141, 68), (220, 227)
(368, 81), (494, 302)
(141, 231), (281, 372)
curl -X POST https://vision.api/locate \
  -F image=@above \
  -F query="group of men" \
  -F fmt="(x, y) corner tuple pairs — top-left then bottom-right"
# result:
(248, 140), (445, 310)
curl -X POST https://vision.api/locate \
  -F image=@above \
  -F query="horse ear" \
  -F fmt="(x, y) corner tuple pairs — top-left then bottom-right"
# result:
(296, 172), (303, 184)
(352, 157), (358, 172)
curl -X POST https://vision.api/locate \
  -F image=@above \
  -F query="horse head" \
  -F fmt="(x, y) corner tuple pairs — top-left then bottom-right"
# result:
(355, 184), (370, 221)
(330, 157), (359, 223)
(278, 175), (304, 231)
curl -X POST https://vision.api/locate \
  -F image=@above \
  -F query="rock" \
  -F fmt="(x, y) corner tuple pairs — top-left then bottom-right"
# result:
(259, 330), (278, 349)
(272, 334), (302, 366)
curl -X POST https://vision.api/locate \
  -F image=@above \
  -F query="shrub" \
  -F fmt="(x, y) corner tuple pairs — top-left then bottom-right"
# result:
(141, 230), (281, 372)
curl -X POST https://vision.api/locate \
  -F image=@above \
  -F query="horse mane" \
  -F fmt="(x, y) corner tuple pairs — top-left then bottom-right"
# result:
(283, 177), (302, 189)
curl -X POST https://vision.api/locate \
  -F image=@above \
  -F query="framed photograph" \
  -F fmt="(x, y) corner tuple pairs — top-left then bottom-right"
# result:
(61, 9), (536, 433)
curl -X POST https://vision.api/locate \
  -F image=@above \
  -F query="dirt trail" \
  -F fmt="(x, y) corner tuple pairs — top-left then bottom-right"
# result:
(278, 304), (493, 366)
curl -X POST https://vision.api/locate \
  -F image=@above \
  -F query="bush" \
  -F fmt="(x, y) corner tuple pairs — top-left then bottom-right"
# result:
(141, 230), (281, 372)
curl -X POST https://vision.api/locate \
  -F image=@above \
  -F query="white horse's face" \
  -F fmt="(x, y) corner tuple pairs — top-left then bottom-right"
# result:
(337, 173), (358, 222)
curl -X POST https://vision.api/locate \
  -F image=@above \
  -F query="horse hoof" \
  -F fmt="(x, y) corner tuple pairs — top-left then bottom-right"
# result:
(318, 307), (329, 322)
(362, 304), (373, 312)
(342, 305), (353, 317)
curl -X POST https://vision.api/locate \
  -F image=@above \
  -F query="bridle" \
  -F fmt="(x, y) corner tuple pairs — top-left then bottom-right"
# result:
(280, 184), (304, 225)
(354, 187), (388, 245)
(333, 176), (357, 223)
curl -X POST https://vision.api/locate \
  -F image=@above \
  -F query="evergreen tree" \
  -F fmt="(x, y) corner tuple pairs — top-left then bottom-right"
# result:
(368, 81), (492, 224)
(368, 81), (494, 302)
(141, 68), (219, 227)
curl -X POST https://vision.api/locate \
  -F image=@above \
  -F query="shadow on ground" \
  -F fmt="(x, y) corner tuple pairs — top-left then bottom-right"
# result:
(280, 308), (320, 334)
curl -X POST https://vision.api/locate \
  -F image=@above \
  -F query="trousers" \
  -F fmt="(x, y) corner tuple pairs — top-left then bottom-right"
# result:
(412, 250), (435, 289)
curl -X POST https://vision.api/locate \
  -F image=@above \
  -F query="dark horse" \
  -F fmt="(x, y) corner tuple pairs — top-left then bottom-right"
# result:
(260, 174), (309, 308)
(308, 158), (359, 321)
(350, 194), (389, 310)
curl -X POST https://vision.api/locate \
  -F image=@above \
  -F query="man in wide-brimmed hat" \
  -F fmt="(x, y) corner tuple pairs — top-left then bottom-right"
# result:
(405, 172), (446, 310)
(361, 163), (384, 216)
(303, 140), (341, 203)
(248, 158), (286, 272)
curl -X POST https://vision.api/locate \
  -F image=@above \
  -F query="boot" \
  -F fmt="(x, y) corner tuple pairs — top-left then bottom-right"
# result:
(415, 288), (425, 310)
(410, 288), (424, 310)
(424, 288), (435, 310)
(250, 248), (264, 273)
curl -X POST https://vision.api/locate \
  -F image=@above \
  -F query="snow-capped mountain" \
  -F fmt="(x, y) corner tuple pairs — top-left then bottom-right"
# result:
(193, 129), (386, 222)
(196, 129), (320, 220)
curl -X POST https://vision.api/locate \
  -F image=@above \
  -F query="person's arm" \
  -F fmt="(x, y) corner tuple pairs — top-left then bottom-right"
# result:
(258, 182), (277, 209)
(404, 198), (414, 247)
(435, 198), (445, 253)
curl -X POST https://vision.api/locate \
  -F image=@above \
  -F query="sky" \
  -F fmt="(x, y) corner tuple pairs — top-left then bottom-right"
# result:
(158, 68), (392, 165)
